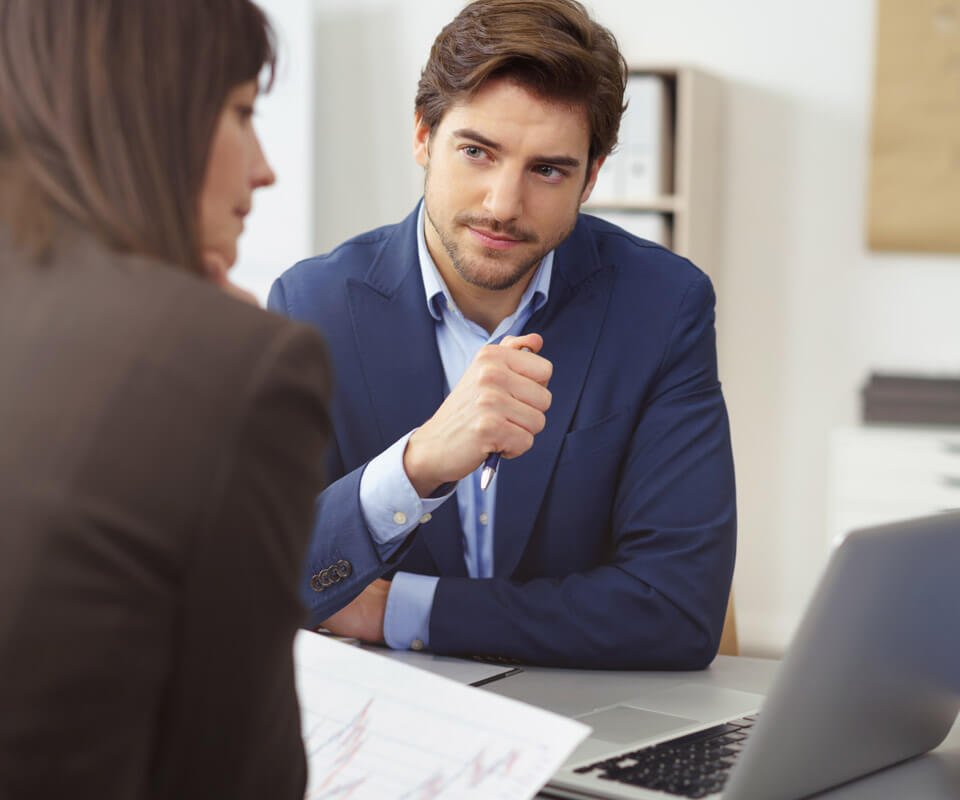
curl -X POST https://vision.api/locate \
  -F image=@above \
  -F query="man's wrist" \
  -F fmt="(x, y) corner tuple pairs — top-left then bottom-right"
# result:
(359, 433), (432, 550)
(384, 572), (438, 651)
(373, 580), (389, 643)
(403, 429), (442, 497)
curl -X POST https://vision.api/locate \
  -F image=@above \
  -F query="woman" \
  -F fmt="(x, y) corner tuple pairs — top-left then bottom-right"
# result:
(0, 1), (330, 797)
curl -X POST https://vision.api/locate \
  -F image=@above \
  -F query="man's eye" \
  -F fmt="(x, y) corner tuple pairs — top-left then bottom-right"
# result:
(463, 145), (485, 159)
(235, 105), (255, 121)
(536, 165), (564, 180)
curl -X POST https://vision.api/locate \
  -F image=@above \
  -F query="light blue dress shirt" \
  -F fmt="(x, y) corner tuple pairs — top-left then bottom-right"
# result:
(357, 200), (553, 650)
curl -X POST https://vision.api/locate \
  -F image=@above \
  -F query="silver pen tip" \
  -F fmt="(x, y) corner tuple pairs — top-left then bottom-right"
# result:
(480, 466), (494, 491)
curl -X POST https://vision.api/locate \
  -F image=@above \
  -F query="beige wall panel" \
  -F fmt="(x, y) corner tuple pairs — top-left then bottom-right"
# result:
(868, 0), (960, 252)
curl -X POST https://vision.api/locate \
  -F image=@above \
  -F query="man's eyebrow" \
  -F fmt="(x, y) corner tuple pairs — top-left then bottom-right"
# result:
(452, 128), (582, 169)
(533, 154), (581, 169)
(453, 128), (502, 151)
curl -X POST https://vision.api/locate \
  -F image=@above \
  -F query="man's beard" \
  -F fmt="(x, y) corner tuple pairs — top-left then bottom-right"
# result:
(423, 169), (578, 291)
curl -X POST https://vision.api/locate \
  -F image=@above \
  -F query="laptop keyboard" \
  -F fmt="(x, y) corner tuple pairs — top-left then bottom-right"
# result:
(572, 715), (758, 798)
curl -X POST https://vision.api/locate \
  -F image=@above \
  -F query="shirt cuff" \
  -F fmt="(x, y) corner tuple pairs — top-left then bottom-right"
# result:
(384, 571), (438, 651)
(359, 430), (454, 560)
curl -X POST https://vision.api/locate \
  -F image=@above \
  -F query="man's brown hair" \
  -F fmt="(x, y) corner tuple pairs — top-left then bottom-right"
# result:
(415, 0), (628, 165)
(0, 0), (275, 270)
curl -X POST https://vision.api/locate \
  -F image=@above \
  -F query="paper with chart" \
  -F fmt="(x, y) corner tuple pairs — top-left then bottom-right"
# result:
(294, 630), (590, 800)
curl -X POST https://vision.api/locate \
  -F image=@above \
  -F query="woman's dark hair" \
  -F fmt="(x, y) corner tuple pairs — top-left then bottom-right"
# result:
(0, 0), (275, 269)
(415, 0), (627, 165)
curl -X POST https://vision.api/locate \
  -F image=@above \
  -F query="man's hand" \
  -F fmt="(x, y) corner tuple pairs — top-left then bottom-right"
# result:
(319, 579), (391, 643)
(403, 333), (552, 497)
(200, 249), (260, 306)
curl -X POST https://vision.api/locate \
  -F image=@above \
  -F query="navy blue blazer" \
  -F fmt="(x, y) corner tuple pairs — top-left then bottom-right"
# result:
(269, 206), (736, 669)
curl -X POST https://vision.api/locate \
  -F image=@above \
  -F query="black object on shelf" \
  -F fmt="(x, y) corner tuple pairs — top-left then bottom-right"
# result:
(862, 373), (960, 426)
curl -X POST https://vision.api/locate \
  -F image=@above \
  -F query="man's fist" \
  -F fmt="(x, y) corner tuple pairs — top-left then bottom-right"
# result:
(403, 333), (552, 497)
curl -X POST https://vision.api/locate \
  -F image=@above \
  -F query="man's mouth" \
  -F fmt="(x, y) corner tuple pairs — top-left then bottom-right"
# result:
(467, 226), (524, 250)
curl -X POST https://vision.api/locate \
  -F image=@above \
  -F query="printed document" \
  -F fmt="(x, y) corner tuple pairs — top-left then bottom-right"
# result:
(294, 629), (590, 800)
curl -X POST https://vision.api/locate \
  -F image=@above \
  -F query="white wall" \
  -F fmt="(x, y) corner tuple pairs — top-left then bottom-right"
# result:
(231, 0), (316, 302)
(241, 0), (960, 656)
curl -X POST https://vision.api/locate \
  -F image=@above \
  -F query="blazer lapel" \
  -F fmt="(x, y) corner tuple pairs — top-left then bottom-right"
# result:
(494, 218), (614, 576)
(345, 207), (467, 576)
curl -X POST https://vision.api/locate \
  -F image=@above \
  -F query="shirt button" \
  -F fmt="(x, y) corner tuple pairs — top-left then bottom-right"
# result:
(419, 513), (432, 524)
(393, 511), (408, 525)
(411, 639), (424, 651)
(479, 512), (489, 525)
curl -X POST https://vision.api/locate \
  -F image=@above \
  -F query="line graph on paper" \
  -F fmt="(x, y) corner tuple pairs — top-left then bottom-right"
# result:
(294, 632), (590, 800)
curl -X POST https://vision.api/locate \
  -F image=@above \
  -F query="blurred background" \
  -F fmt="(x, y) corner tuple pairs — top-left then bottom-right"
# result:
(235, 0), (960, 658)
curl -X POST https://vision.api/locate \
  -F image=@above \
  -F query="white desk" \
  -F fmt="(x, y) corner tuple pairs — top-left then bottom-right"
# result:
(479, 655), (960, 799)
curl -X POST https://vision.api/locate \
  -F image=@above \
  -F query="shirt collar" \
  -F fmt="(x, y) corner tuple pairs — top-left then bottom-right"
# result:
(416, 199), (553, 327)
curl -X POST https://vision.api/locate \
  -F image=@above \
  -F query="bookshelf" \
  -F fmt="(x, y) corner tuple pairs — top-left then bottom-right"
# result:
(584, 65), (723, 279)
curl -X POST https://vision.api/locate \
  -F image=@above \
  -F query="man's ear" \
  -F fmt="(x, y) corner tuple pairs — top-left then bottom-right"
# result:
(413, 112), (431, 167)
(579, 155), (606, 205)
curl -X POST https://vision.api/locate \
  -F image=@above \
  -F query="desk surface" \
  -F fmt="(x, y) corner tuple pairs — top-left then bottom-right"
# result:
(480, 655), (960, 799)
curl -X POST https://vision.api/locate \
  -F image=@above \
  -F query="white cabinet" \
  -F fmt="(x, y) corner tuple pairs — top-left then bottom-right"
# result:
(827, 426), (960, 545)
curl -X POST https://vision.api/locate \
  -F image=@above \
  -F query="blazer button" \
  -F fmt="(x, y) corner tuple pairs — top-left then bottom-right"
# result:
(335, 560), (352, 578)
(310, 573), (326, 592)
(319, 569), (334, 587)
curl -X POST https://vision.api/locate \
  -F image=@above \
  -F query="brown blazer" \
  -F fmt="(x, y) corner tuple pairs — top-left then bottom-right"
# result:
(0, 222), (331, 799)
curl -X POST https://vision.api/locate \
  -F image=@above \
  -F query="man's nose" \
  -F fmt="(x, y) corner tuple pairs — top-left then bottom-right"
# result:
(482, 167), (524, 222)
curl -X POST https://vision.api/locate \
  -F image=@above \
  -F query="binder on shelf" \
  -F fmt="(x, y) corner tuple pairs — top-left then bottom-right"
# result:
(623, 73), (673, 200)
(589, 147), (622, 204)
(590, 74), (673, 204)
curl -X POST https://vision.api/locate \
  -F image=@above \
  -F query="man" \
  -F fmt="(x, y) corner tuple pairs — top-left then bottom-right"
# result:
(269, 0), (736, 669)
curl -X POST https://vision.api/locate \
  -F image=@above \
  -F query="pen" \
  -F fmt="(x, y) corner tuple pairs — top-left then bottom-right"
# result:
(480, 345), (531, 491)
(480, 451), (500, 491)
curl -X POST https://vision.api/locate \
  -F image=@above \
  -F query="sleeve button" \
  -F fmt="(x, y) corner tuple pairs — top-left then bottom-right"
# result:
(335, 560), (352, 578)
(411, 639), (424, 651)
(419, 513), (432, 524)
(392, 511), (408, 525)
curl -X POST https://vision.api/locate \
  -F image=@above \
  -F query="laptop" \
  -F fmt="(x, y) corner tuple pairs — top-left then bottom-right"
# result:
(538, 512), (960, 799)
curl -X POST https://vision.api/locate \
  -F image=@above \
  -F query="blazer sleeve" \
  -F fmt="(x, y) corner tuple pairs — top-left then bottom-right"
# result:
(152, 323), (332, 800)
(428, 274), (737, 669)
(268, 277), (417, 629)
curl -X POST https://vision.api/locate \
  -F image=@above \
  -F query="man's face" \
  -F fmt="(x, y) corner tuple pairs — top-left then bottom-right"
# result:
(415, 78), (601, 295)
